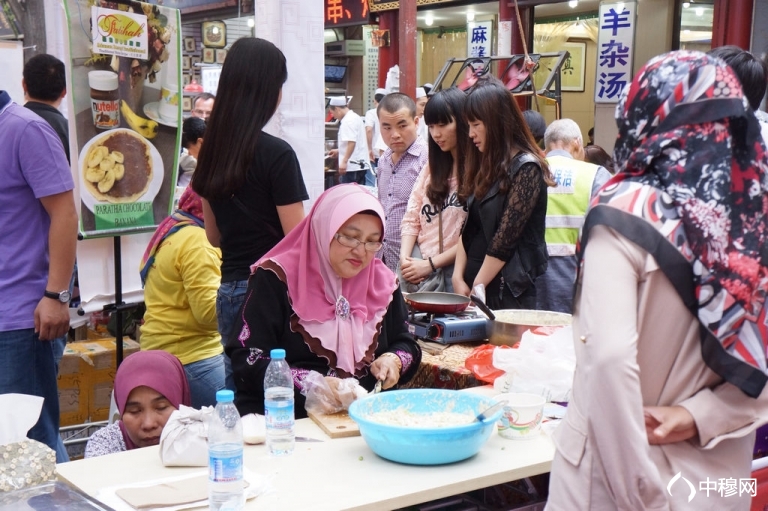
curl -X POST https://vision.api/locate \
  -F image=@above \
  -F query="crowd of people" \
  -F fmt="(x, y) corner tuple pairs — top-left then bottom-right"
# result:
(3, 35), (768, 510)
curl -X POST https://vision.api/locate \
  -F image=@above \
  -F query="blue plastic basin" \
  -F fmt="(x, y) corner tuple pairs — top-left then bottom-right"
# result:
(348, 389), (501, 465)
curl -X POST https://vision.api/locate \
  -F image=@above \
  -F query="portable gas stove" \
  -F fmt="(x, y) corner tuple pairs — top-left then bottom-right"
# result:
(406, 310), (489, 344)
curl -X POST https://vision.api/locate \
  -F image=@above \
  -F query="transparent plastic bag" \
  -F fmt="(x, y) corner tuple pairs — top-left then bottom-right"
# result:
(301, 371), (367, 414)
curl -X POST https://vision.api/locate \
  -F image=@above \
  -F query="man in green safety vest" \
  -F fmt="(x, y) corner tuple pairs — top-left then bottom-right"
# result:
(537, 119), (612, 313)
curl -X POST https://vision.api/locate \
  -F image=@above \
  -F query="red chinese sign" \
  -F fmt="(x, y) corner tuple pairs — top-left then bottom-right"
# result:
(325, 0), (369, 28)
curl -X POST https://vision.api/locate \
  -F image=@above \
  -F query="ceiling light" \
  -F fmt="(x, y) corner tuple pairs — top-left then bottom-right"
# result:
(425, 15), (433, 26)
(247, 18), (255, 27)
(466, 11), (475, 22)
(212, 26), (220, 35)
(682, 2), (690, 7)
(695, 7), (704, 16)
(568, 1), (579, 8)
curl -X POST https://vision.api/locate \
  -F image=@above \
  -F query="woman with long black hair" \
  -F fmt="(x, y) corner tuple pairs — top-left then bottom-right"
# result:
(452, 78), (553, 309)
(191, 38), (308, 388)
(399, 87), (469, 293)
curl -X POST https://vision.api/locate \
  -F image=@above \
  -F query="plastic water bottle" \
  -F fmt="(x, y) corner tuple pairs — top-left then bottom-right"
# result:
(208, 390), (245, 510)
(264, 348), (295, 456)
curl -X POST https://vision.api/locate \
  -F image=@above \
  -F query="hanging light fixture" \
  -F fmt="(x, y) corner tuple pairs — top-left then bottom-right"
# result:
(568, 1), (579, 8)
(466, 11), (475, 22)
(425, 14), (434, 26)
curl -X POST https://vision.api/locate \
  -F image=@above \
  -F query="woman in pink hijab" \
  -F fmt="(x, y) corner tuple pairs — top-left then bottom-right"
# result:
(228, 184), (421, 418)
(84, 351), (191, 458)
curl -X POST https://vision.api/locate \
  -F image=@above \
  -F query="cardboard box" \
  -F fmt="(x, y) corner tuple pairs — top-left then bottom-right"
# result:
(57, 338), (140, 426)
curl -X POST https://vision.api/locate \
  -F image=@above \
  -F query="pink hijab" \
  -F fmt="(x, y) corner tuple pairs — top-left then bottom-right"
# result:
(114, 350), (191, 450)
(252, 184), (397, 375)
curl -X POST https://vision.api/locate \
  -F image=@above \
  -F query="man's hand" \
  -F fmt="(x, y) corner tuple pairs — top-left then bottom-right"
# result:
(327, 149), (339, 158)
(643, 405), (698, 445)
(338, 160), (347, 175)
(34, 298), (69, 341)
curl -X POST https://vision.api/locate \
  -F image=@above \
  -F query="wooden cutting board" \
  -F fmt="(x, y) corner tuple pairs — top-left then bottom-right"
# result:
(307, 410), (360, 438)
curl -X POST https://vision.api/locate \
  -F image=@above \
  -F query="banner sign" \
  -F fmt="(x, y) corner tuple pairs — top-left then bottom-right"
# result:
(467, 20), (493, 58)
(594, 1), (636, 103)
(91, 6), (149, 60)
(325, 0), (369, 28)
(64, 0), (182, 238)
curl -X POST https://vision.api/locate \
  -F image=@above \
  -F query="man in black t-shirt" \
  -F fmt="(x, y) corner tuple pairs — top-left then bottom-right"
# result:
(23, 54), (70, 163)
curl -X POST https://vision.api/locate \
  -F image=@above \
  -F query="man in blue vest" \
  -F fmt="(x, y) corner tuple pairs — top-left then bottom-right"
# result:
(537, 119), (612, 313)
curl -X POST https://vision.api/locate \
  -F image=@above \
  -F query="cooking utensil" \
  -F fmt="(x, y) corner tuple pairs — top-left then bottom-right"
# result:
(470, 294), (496, 320)
(487, 309), (572, 346)
(295, 436), (324, 443)
(373, 380), (382, 394)
(404, 291), (471, 314)
(475, 400), (507, 422)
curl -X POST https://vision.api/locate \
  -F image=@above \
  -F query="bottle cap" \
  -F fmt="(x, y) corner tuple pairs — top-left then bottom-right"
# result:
(270, 349), (286, 359)
(88, 70), (118, 91)
(216, 389), (234, 403)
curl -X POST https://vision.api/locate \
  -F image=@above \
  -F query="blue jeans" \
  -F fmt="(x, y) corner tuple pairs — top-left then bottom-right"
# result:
(0, 329), (68, 462)
(184, 354), (226, 409)
(216, 280), (249, 391)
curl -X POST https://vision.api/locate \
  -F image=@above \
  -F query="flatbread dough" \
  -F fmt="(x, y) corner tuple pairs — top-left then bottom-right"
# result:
(115, 475), (249, 509)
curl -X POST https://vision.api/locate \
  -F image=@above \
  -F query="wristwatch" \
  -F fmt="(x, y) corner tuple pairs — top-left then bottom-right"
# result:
(44, 289), (71, 303)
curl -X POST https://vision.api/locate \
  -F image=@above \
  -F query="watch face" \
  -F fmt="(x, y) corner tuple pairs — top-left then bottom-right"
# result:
(59, 291), (71, 303)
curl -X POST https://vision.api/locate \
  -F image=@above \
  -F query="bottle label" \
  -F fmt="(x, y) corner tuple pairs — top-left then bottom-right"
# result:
(265, 400), (294, 431)
(209, 450), (243, 483)
(91, 99), (119, 129)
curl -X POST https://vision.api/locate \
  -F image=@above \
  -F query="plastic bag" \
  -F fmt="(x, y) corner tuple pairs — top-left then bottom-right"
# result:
(464, 344), (514, 384)
(493, 325), (575, 402)
(301, 371), (367, 414)
(159, 404), (212, 467)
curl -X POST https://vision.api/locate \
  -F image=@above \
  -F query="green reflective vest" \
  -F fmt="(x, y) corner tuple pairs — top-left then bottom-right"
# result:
(544, 155), (599, 257)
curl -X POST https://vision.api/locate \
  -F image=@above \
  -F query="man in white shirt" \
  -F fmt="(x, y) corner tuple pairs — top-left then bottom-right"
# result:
(364, 88), (387, 186)
(328, 96), (370, 185)
(415, 87), (429, 142)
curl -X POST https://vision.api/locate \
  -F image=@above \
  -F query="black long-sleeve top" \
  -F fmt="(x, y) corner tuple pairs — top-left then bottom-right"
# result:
(226, 267), (422, 419)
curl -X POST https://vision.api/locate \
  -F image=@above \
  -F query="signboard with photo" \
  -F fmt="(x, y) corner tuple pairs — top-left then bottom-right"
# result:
(63, 0), (182, 238)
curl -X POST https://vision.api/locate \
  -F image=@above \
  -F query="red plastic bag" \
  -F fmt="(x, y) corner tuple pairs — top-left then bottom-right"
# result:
(464, 345), (513, 384)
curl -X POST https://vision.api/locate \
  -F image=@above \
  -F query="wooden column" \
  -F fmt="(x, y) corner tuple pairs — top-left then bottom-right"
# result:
(377, 10), (399, 90)
(712, 0), (754, 49)
(399, 0), (417, 99)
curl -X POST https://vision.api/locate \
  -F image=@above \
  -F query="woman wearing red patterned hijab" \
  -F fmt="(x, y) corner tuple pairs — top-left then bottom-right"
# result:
(546, 51), (768, 511)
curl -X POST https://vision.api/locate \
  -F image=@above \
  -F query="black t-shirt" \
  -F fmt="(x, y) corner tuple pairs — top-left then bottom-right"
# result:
(24, 101), (70, 163)
(211, 132), (308, 282)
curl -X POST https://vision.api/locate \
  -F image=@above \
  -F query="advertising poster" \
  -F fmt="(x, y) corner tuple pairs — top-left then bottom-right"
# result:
(64, 0), (182, 238)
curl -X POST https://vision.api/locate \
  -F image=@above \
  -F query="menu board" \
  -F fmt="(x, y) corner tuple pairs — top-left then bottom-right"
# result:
(63, 0), (182, 238)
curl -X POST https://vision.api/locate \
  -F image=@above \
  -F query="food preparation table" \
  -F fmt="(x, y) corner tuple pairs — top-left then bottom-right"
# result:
(56, 387), (555, 511)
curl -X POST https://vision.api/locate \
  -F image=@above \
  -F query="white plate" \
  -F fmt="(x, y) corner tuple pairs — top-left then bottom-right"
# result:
(78, 128), (164, 213)
(143, 101), (178, 128)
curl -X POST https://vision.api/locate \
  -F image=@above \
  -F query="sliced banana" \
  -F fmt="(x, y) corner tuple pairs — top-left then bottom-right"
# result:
(99, 157), (115, 172)
(111, 151), (124, 164)
(85, 165), (106, 183)
(113, 163), (125, 180)
(87, 147), (104, 167)
(98, 169), (116, 193)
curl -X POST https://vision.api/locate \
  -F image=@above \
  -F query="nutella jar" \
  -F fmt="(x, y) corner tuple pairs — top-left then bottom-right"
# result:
(89, 71), (119, 130)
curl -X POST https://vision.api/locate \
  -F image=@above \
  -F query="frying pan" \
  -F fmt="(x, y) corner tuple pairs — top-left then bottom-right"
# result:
(404, 291), (471, 314)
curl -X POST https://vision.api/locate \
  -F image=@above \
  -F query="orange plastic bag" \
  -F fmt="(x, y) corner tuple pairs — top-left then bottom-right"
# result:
(464, 344), (513, 384)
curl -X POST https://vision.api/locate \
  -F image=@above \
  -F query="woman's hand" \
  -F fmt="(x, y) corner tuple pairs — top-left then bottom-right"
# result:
(370, 353), (401, 390)
(453, 275), (471, 297)
(643, 405), (698, 445)
(400, 256), (432, 284)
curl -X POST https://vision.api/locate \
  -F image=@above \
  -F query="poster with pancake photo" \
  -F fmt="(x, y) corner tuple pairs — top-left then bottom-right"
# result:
(63, 0), (182, 238)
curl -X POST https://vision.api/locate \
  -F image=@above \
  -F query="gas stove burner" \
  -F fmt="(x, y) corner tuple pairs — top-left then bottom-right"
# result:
(406, 310), (489, 344)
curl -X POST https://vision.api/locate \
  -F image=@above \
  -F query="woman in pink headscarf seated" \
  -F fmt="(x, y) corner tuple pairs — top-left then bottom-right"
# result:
(228, 184), (422, 418)
(84, 351), (191, 458)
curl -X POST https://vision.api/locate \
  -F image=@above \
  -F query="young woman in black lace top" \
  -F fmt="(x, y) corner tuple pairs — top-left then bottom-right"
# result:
(452, 78), (554, 309)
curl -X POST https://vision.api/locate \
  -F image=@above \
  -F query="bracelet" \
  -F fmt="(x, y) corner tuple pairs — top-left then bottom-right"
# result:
(379, 352), (402, 372)
(428, 257), (437, 272)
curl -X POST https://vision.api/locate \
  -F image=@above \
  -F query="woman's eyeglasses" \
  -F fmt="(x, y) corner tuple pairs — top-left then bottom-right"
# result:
(334, 233), (383, 252)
